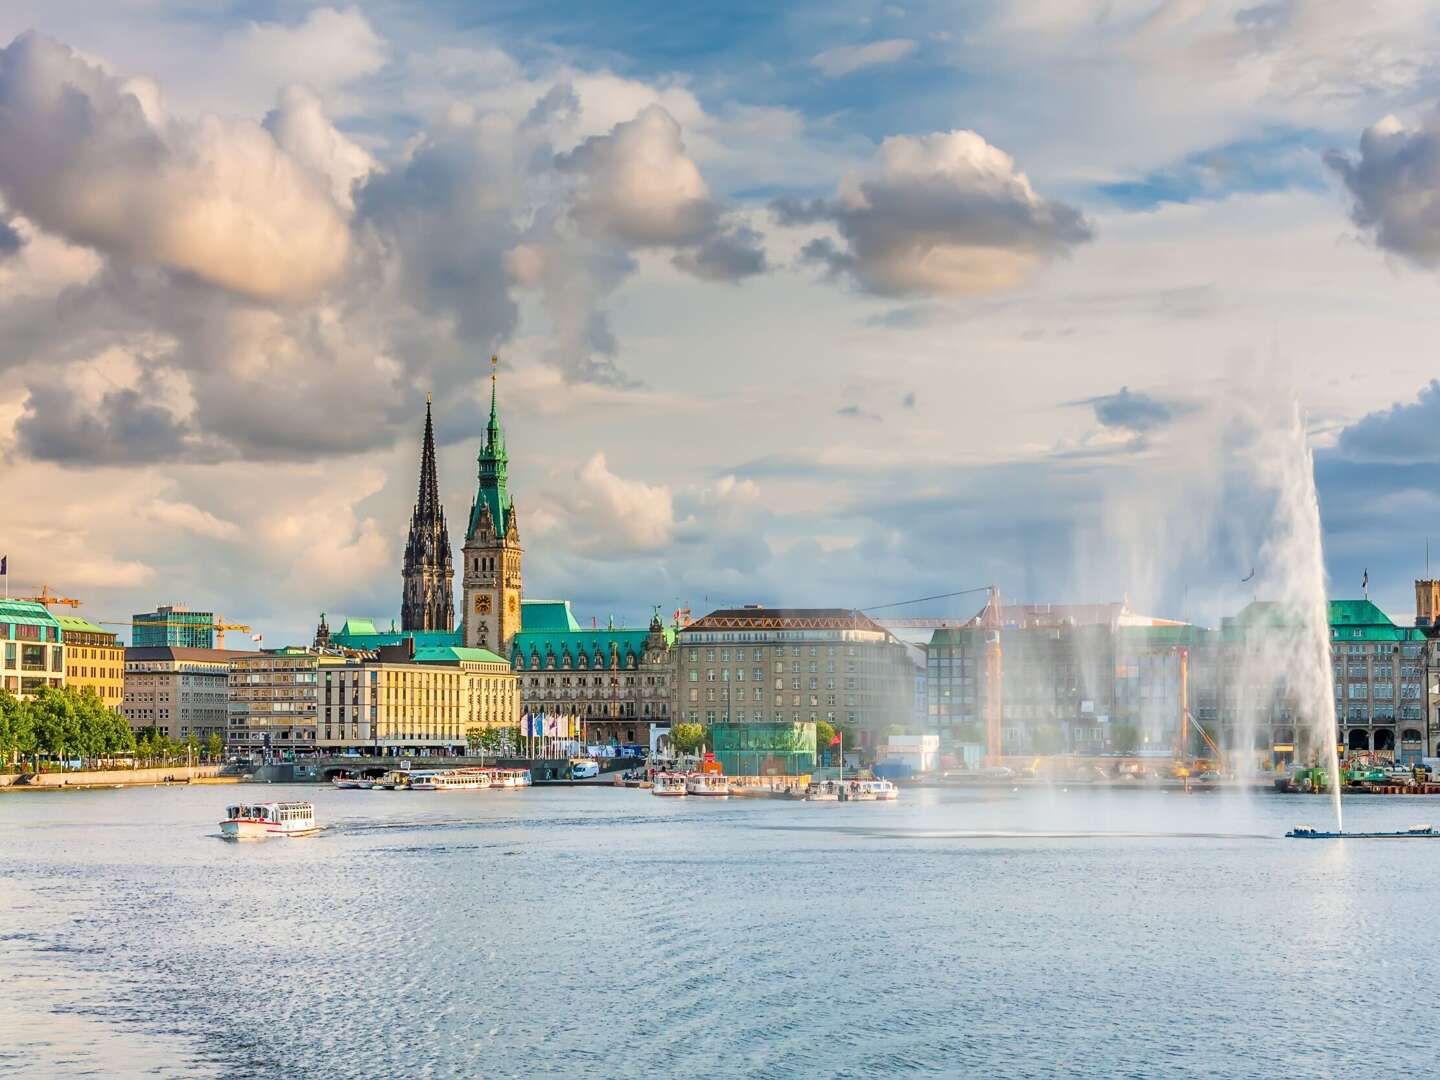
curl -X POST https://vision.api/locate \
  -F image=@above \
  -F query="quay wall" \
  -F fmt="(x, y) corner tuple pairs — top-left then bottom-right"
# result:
(0, 765), (226, 790)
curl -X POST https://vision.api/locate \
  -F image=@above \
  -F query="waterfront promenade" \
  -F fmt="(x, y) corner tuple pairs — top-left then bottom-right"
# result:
(0, 764), (230, 790)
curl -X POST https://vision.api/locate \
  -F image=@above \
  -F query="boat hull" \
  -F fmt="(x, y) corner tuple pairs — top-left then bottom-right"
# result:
(220, 820), (319, 840)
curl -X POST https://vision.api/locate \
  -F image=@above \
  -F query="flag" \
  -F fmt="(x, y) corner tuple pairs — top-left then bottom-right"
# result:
(829, 732), (842, 746)
(1363, 568), (1369, 591)
(0, 555), (6, 575)
(251, 633), (263, 643)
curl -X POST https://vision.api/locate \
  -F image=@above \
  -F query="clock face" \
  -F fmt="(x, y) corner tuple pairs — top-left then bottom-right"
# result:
(476, 594), (492, 614)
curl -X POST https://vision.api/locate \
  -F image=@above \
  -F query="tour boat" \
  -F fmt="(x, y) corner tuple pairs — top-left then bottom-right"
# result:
(408, 770), (441, 790)
(332, 774), (361, 790)
(685, 773), (730, 797)
(220, 802), (318, 840)
(847, 779), (899, 802)
(805, 780), (841, 801)
(489, 768), (531, 789)
(429, 769), (493, 791)
(651, 772), (688, 797)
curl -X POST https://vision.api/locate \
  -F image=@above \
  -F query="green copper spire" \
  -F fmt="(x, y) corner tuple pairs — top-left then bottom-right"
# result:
(467, 355), (511, 540)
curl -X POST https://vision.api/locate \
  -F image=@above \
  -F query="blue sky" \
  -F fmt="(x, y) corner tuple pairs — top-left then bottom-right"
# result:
(3, 1), (1440, 642)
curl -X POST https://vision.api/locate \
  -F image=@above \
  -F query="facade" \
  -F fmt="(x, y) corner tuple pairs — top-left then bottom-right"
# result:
(227, 648), (350, 754)
(676, 606), (914, 771)
(461, 373), (523, 657)
(1325, 600), (1432, 762)
(0, 599), (64, 698)
(511, 604), (675, 747)
(57, 615), (124, 709)
(133, 605), (215, 649)
(123, 646), (247, 741)
(401, 397), (455, 632)
(317, 646), (517, 755)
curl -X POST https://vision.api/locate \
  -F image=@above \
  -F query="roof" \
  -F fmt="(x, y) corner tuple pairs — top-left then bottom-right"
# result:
(1326, 599), (1428, 641)
(512, 628), (656, 668)
(521, 600), (581, 632)
(413, 645), (509, 665)
(0, 599), (61, 629)
(684, 607), (891, 633)
(124, 646), (250, 662)
(329, 619), (460, 650)
(56, 614), (116, 638)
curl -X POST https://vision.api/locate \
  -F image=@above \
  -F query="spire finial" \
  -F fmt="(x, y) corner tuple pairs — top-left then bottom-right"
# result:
(426, 391), (432, 406)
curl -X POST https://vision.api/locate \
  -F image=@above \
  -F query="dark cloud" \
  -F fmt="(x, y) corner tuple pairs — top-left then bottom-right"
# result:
(774, 130), (1090, 297)
(1327, 109), (1440, 265)
(1078, 386), (1178, 433)
(1336, 379), (1440, 463)
(0, 215), (22, 257)
(671, 224), (767, 281)
(15, 375), (208, 466)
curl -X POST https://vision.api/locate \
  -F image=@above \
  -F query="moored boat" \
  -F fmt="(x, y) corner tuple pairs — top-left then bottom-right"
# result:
(332, 774), (361, 790)
(685, 773), (730, 797)
(848, 779), (899, 802)
(652, 772), (688, 797)
(806, 780), (841, 801)
(490, 767), (531, 789)
(220, 802), (318, 840)
(430, 768), (493, 791)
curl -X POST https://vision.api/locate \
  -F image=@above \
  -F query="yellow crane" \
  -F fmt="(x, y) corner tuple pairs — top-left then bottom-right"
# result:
(13, 585), (81, 608)
(94, 617), (253, 648)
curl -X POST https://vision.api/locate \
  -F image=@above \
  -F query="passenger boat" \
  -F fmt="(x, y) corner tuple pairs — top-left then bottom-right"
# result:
(685, 773), (730, 797)
(489, 767), (531, 789)
(652, 772), (688, 797)
(805, 780), (841, 801)
(430, 769), (493, 791)
(408, 770), (441, 790)
(1288, 823), (1440, 839)
(378, 769), (410, 790)
(220, 802), (318, 840)
(847, 779), (899, 802)
(332, 774), (361, 790)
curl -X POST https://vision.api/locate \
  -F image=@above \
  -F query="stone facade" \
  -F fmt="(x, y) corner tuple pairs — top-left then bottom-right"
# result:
(124, 646), (248, 742)
(400, 397), (455, 633)
(461, 373), (523, 657)
(57, 615), (124, 709)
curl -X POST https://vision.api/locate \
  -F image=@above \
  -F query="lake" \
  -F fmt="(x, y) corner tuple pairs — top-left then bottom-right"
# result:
(1, 783), (1435, 1078)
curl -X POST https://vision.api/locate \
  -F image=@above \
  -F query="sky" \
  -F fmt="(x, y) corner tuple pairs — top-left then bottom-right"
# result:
(4, 1), (1440, 644)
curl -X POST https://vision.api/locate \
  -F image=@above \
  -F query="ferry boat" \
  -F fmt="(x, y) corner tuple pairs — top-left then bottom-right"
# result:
(430, 769), (493, 791)
(685, 773), (730, 797)
(652, 772), (688, 797)
(220, 802), (318, 840)
(847, 779), (899, 802)
(408, 770), (442, 790)
(332, 774), (361, 790)
(805, 779), (841, 801)
(490, 767), (531, 789)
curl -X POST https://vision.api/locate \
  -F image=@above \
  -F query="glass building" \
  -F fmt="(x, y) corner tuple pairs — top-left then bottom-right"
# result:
(133, 605), (215, 649)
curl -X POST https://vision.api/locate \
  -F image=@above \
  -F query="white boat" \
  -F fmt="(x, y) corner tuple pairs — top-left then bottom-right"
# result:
(356, 779), (375, 790)
(430, 769), (493, 791)
(652, 772), (688, 797)
(805, 780), (841, 802)
(490, 768), (531, 789)
(685, 773), (730, 797)
(408, 770), (441, 790)
(841, 779), (898, 802)
(332, 775), (361, 790)
(220, 802), (318, 840)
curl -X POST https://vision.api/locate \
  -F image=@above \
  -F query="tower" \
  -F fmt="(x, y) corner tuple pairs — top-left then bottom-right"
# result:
(401, 396), (456, 632)
(462, 358), (523, 655)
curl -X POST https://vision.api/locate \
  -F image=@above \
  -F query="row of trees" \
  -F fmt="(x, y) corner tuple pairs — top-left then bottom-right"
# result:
(0, 687), (223, 772)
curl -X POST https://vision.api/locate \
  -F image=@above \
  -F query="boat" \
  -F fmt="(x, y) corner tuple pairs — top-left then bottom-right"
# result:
(332, 774), (361, 790)
(806, 779), (841, 802)
(651, 772), (688, 797)
(850, 779), (899, 801)
(430, 769), (493, 791)
(220, 802), (318, 840)
(685, 773), (730, 797)
(378, 769), (410, 790)
(1287, 823), (1440, 839)
(356, 778), (375, 790)
(408, 770), (441, 790)
(490, 768), (531, 789)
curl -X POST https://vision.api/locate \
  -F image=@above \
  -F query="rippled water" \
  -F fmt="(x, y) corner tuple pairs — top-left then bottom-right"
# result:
(2, 784), (1437, 1078)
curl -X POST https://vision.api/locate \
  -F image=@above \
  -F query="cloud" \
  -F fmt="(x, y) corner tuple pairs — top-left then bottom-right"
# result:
(0, 214), (22, 257)
(1336, 379), (1440, 463)
(1327, 109), (1440, 266)
(570, 452), (677, 552)
(14, 371), (205, 466)
(1080, 386), (1178, 433)
(0, 32), (351, 303)
(774, 130), (1090, 296)
(226, 7), (387, 95)
(263, 84), (374, 211)
(141, 499), (240, 540)
(671, 223), (767, 281)
(810, 38), (917, 78)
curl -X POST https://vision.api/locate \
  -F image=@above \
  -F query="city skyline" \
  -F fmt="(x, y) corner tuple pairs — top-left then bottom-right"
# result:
(3, 4), (1440, 644)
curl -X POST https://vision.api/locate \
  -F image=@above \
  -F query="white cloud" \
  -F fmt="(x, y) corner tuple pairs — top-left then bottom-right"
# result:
(0, 32), (351, 302)
(264, 84), (374, 211)
(225, 6), (387, 95)
(141, 499), (240, 541)
(810, 38), (917, 78)
(1328, 107), (1440, 266)
(572, 452), (677, 552)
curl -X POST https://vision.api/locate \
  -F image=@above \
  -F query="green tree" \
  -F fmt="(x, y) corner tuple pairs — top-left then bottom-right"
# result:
(205, 733), (223, 761)
(29, 687), (81, 769)
(0, 689), (21, 767)
(1031, 724), (1066, 755)
(1110, 723), (1140, 754)
(670, 722), (707, 754)
(815, 719), (835, 754)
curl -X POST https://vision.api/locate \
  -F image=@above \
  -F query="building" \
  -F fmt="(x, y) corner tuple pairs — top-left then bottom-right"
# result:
(316, 643), (518, 755)
(511, 603), (675, 747)
(133, 605), (215, 649)
(227, 648), (351, 755)
(57, 615), (124, 709)
(123, 646), (248, 742)
(401, 397), (455, 632)
(1325, 599), (1432, 763)
(0, 599), (64, 697)
(675, 606), (915, 773)
(461, 370), (523, 657)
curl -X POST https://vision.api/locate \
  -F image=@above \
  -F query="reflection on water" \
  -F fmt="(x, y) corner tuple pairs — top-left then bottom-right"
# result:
(1, 785), (1436, 1078)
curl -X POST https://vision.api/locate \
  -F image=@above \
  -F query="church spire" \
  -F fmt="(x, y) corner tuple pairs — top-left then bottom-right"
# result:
(401, 393), (455, 633)
(469, 355), (512, 540)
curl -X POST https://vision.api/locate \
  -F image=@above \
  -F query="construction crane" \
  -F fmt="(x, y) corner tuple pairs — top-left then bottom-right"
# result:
(95, 617), (253, 648)
(13, 585), (81, 608)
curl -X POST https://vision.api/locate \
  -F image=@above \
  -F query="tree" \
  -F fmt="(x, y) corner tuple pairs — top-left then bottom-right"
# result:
(670, 722), (707, 754)
(29, 687), (81, 768)
(815, 719), (836, 755)
(205, 733), (223, 761)
(465, 726), (486, 756)
(1110, 723), (1141, 754)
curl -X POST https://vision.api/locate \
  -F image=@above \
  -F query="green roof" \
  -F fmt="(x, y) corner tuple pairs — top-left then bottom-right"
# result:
(512, 628), (655, 669)
(330, 623), (461, 650)
(0, 599), (61, 629)
(56, 615), (111, 635)
(521, 600), (581, 632)
(413, 645), (508, 664)
(1326, 599), (1427, 641)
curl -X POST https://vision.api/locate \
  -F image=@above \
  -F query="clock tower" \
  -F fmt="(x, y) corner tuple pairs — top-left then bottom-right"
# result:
(462, 358), (523, 656)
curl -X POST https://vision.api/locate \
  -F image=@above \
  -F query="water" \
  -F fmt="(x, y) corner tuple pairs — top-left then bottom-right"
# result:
(2, 784), (1435, 1079)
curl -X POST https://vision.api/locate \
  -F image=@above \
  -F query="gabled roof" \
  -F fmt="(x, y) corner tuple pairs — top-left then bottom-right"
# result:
(511, 628), (656, 668)
(413, 645), (508, 665)
(56, 614), (114, 637)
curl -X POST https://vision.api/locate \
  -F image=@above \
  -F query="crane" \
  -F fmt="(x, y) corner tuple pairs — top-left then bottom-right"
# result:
(95, 616), (253, 648)
(13, 585), (81, 608)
